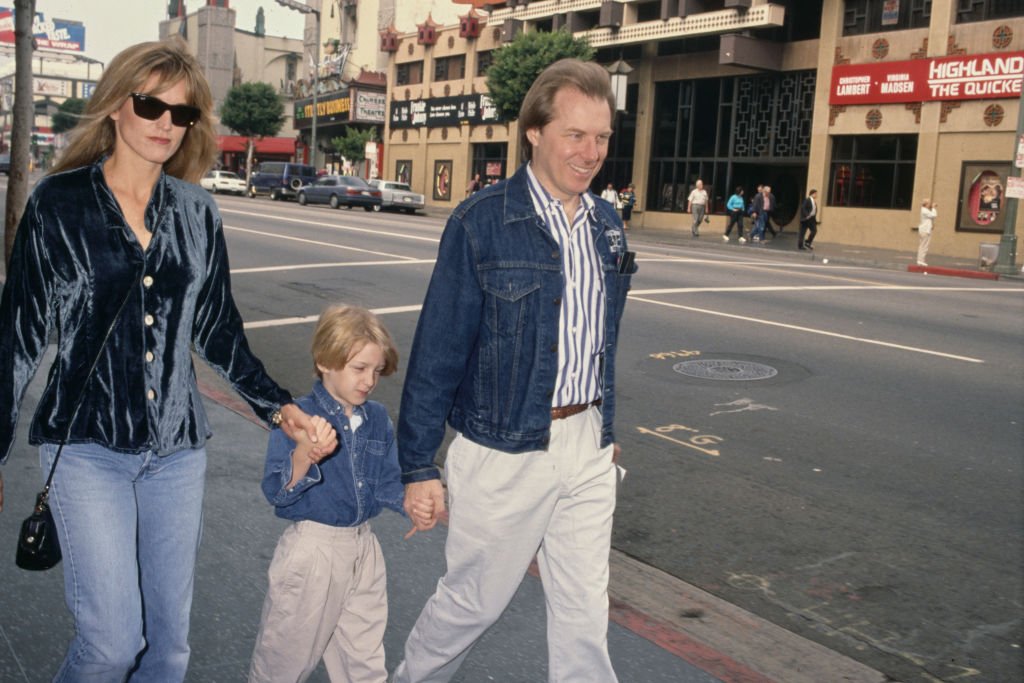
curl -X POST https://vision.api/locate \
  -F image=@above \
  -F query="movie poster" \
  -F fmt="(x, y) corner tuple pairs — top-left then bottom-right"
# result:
(957, 162), (1008, 233)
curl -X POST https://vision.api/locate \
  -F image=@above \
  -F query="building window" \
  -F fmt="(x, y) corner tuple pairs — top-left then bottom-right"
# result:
(956, 0), (1024, 23)
(434, 55), (466, 82)
(476, 50), (493, 77)
(829, 134), (917, 209)
(648, 71), (816, 222)
(843, 0), (932, 35)
(396, 61), (423, 86)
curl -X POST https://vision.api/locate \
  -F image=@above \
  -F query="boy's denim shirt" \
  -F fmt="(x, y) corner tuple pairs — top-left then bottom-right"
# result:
(263, 380), (405, 526)
(0, 160), (291, 465)
(397, 163), (638, 484)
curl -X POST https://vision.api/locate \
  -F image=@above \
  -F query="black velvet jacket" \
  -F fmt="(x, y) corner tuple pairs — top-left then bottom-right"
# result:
(0, 159), (291, 464)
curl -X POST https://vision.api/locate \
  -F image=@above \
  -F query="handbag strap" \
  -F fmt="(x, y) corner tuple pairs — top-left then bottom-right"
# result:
(40, 270), (143, 495)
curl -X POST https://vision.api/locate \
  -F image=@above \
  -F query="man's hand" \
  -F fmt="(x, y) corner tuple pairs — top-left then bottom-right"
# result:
(280, 403), (338, 458)
(403, 479), (445, 539)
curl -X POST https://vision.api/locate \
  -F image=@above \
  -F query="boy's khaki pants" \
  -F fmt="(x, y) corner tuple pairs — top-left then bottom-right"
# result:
(249, 521), (387, 683)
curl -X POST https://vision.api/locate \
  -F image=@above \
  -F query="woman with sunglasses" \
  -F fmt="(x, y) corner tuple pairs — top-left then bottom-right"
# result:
(0, 37), (336, 681)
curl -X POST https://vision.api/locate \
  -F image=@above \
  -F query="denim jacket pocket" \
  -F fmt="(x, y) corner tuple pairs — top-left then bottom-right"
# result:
(478, 267), (544, 428)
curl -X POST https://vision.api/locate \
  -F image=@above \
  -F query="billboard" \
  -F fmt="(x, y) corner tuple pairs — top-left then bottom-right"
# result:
(0, 7), (86, 52)
(830, 51), (1024, 105)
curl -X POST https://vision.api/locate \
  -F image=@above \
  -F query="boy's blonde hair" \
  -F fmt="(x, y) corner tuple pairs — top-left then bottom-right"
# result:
(312, 305), (399, 378)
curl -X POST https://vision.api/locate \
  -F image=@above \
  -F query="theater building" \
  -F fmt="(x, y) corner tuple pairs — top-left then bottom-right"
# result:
(382, 0), (1022, 261)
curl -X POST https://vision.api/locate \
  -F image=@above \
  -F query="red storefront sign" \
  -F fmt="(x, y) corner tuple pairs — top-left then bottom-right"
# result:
(830, 51), (1024, 105)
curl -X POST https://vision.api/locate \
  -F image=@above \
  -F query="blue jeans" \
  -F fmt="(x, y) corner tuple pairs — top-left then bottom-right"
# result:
(42, 443), (207, 682)
(751, 213), (767, 240)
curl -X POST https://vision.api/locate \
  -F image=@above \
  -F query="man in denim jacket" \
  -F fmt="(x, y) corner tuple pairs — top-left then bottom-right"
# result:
(393, 59), (636, 683)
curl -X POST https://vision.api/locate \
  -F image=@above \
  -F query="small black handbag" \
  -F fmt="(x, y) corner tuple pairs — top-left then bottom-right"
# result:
(14, 270), (141, 571)
(16, 489), (62, 571)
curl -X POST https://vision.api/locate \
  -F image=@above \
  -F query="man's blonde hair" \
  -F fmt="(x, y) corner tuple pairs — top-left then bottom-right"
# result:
(312, 305), (399, 378)
(49, 36), (217, 183)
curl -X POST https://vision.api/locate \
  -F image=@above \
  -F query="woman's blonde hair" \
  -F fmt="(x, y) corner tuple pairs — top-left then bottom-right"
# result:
(312, 305), (399, 378)
(49, 36), (217, 183)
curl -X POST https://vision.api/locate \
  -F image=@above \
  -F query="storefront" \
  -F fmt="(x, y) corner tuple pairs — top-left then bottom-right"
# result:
(216, 135), (296, 174)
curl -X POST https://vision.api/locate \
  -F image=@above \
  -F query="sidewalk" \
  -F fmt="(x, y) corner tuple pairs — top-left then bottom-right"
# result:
(629, 219), (1020, 279)
(0, 352), (886, 683)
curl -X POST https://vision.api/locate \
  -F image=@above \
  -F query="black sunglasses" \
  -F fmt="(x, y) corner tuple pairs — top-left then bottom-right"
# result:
(130, 92), (201, 128)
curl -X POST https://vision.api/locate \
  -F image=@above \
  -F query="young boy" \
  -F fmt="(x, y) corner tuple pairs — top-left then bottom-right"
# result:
(249, 304), (406, 683)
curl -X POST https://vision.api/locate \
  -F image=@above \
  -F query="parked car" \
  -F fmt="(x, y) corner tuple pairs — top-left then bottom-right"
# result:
(367, 179), (425, 213)
(248, 161), (317, 200)
(296, 175), (382, 211)
(0, 154), (9, 174)
(200, 169), (247, 195)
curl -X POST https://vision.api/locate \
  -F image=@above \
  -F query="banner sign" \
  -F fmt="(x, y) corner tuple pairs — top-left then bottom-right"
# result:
(389, 94), (501, 129)
(352, 90), (386, 123)
(294, 91), (351, 127)
(830, 51), (1024, 105)
(0, 7), (85, 52)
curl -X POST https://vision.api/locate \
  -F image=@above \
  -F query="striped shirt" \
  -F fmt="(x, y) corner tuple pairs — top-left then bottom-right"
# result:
(525, 164), (606, 408)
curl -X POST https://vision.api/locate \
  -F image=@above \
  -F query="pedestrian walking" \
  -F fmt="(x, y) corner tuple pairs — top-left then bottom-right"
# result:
(249, 305), (412, 683)
(392, 58), (635, 683)
(687, 179), (708, 236)
(798, 189), (819, 250)
(619, 182), (636, 229)
(917, 199), (937, 266)
(465, 172), (482, 197)
(601, 182), (619, 207)
(724, 186), (746, 242)
(0, 37), (334, 682)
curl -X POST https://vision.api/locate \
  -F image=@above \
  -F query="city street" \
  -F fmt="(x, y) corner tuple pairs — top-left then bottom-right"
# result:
(203, 194), (1023, 683)
(2, 188), (1022, 682)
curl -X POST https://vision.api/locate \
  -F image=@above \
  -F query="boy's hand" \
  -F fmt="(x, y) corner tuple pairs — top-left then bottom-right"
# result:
(280, 404), (338, 457)
(403, 479), (445, 539)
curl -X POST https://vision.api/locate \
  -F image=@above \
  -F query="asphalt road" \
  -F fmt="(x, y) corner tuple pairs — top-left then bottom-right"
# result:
(4, 186), (1020, 682)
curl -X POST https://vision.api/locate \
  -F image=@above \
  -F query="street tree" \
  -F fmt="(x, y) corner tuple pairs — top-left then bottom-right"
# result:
(5, 0), (36, 265)
(219, 82), (284, 184)
(330, 127), (375, 173)
(485, 30), (595, 123)
(51, 97), (87, 135)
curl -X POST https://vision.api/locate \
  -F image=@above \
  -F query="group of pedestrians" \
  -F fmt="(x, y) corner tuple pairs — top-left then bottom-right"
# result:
(0, 40), (634, 683)
(718, 183), (819, 250)
(601, 181), (636, 229)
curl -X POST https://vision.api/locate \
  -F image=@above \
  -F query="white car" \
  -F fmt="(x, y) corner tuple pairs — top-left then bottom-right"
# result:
(200, 170), (247, 195)
(367, 179), (425, 214)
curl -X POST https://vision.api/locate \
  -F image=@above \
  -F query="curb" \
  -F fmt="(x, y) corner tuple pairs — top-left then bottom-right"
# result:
(907, 264), (999, 280)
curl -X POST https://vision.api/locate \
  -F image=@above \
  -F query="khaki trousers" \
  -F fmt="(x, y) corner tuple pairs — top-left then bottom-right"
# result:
(249, 521), (387, 683)
(394, 407), (619, 683)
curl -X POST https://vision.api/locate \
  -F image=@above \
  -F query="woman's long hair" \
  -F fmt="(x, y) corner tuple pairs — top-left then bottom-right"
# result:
(49, 36), (217, 183)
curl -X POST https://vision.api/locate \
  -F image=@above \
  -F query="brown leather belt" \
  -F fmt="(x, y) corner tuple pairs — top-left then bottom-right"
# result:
(550, 399), (602, 421)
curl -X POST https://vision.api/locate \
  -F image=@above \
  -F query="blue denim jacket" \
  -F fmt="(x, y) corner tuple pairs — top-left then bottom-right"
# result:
(263, 381), (405, 526)
(0, 160), (292, 464)
(397, 164), (637, 483)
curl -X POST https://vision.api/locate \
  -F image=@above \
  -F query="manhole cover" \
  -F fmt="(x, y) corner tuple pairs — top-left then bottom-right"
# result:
(673, 359), (778, 381)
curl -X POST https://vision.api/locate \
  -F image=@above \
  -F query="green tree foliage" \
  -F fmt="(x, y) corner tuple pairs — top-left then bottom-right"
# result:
(51, 97), (86, 135)
(220, 82), (284, 138)
(485, 30), (595, 122)
(219, 82), (284, 182)
(331, 127), (376, 166)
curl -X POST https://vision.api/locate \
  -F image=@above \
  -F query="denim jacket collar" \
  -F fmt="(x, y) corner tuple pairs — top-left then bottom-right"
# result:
(311, 379), (367, 422)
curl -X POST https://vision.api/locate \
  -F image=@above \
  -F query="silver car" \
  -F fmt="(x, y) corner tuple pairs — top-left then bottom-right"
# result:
(368, 179), (425, 214)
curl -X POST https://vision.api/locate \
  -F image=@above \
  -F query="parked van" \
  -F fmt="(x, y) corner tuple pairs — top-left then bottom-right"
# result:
(248, 162), (317, 200)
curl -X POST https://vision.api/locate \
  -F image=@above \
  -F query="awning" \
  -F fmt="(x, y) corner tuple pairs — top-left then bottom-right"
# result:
(217, 135), (296, 155)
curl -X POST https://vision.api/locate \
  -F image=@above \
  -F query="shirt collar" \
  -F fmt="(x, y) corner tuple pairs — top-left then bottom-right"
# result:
(312, 379), (366, 420)
(524, 163), (597, 226)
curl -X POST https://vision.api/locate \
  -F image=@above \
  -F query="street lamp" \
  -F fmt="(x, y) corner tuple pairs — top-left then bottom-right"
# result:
(605, 59), (633, 112)
(275, 0), (320, 168)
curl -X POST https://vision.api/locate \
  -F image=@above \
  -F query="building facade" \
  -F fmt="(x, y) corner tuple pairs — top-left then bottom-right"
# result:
(382, 0), (1023, 261)
(160, 0), (305, 169)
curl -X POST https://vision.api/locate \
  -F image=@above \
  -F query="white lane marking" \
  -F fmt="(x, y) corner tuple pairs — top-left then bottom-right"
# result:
(244, 304), (422, 330)
(225, 224), (419, 260)
(632, 285), (1022, 294)
(629, 295), (986, 364)
(221, 209), (441, 243)
(232, 259), (435, 274)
